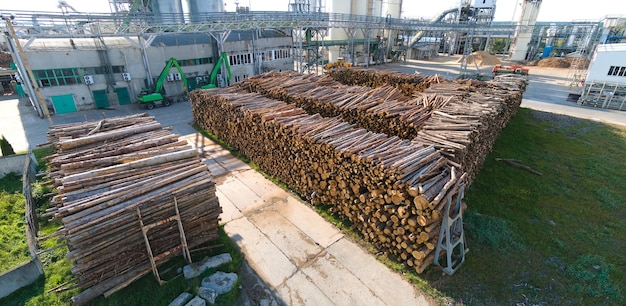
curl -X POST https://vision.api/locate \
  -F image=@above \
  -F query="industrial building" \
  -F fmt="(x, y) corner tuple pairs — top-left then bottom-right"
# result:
(578, 43), (626, 110)
(18, 32), (292, 113)
(1, 0), (621, 116)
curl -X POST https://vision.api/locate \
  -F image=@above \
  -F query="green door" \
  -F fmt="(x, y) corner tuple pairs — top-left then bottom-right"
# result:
(115, 87), (131, 105)
(51, 94), (77, 114)
(92, 89), (109, 108)
(186, 77), (197, 91)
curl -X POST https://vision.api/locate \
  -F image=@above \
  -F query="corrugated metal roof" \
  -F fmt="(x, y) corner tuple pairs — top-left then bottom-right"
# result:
(22, 37), (138, 51)
(21, 29), (289, 51)
(596, 43), (626, 52)
(150, 29), (287, 47)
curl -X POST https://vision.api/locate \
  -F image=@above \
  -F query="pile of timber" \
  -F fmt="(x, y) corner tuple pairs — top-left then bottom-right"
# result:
(327, 67), (441, 96)
(416, 75), (528, 179)
(191, 90), (466, 273)
(239, 71), (447, 139)
(43, 114), (221, 305)
(241, 71), (527, 179)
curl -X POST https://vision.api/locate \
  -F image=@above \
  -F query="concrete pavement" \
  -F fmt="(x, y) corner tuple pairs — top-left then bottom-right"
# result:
(181, 134), (431, 305)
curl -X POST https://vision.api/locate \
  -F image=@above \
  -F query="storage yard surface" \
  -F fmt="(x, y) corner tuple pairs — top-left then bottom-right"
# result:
(1, 59), (625, 305)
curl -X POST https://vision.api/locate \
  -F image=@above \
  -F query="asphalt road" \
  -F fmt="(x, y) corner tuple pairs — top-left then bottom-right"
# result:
(378, 57), (626, 127)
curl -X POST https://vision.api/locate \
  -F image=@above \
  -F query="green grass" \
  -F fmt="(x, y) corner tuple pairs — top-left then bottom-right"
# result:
(422, 108), (626, 305)
(1, 225), (243, 306)
(89, 226), (244, 306)
(0, 172), (30, 272)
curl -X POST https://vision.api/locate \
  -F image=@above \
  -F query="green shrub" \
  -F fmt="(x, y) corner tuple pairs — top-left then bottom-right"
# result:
(0, 135), (16, 156)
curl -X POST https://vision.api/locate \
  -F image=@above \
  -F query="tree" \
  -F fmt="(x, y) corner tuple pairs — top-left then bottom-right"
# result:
(0, 135), (16, 156)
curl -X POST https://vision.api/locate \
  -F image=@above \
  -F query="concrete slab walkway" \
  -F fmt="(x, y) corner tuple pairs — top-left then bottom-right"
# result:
(181, 134), (431, 306)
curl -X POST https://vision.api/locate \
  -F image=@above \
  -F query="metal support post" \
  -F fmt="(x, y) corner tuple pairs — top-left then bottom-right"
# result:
(343, 28), (357, 66)
(362, 28), (371, 67)
(139, 35), (155, 87)
(3, 16), (52, 124)
(209, 30), (232, 86)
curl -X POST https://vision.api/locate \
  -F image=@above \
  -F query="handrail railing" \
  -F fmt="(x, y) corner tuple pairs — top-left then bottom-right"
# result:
(1, 10), (525, 38)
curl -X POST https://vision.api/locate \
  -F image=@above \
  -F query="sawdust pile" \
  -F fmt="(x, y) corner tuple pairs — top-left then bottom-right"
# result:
(457, 51), (502, 66)
(537, 57), (570, 68)
(532, 57), (590, 69)
(0, 52), (13, 69)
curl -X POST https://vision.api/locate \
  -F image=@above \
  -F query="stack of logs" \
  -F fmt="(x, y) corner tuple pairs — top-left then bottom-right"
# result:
(241, 71), (527, 180)
(416, 75), (528, 179)
(324, 69), (527, 179)
(327, 67), (442, 96)
(42, 114), (221, 305)
(192, 69), (527, 273)
(191, 91), (466, 273)
(239, 71), (448, 139)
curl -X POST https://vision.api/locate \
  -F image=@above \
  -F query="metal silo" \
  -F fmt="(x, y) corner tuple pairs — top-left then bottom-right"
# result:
(381, 0), (401, 18)
(187, 0), (224, 23)
(152, 0), (185, 24)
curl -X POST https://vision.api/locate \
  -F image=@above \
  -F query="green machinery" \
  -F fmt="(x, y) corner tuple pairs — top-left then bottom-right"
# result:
(138, 57), (187, 109)
(199, 52), (232, 89)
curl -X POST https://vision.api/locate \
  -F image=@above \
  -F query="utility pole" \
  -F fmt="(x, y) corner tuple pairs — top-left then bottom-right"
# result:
(3, 14), (53, 125)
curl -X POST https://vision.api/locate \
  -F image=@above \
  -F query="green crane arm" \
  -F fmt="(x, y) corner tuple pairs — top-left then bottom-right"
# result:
(154, 57), (188, 94)
(209, 52), (232, 86)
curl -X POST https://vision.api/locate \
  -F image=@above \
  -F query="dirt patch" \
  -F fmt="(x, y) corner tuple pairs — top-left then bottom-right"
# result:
(531, 110), (600, 138)
(457, 51), (501, 66)
(531, 110), (584, 130)
(0, 52), (12, 69)
(235, 262), (280, 306)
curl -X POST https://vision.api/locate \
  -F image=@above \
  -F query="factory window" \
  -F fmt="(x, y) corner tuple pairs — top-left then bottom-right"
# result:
(607, 65), (626, 77)
(172, 57), (213, 67)
(274, 49), (291, 60)
(228, 53), (253, 66)
(33, 68), (82, 87)
(83, 65), (125, 75)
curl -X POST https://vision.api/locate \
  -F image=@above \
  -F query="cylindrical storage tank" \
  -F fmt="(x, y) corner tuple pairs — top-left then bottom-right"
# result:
(351, 0), (367, 16)
(328, 0), (350, 41)
(153, 0), (184, 24)
(327, 0), (350, 62)
(368, 0), (383, 18)
(187, 0), (224, 23)
(381, 0), (401, 18)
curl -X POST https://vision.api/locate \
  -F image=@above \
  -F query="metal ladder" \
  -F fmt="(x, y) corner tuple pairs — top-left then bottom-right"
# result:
(136, 196), (191, 285)
(434, 185), (468, 275)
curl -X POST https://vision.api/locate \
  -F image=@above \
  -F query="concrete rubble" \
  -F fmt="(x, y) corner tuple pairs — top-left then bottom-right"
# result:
(183, 253), (233, 279)
(168, 292), (194, 306)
